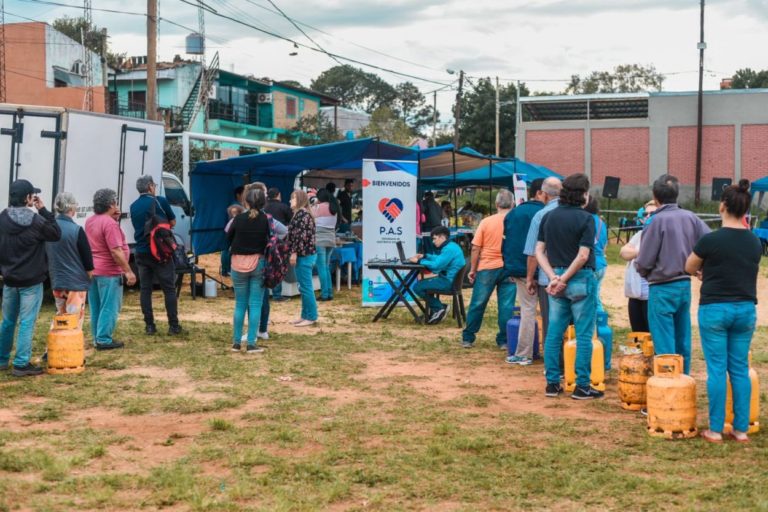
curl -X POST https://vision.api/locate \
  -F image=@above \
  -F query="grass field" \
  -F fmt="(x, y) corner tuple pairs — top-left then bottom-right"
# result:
(1, 266), (768, 511)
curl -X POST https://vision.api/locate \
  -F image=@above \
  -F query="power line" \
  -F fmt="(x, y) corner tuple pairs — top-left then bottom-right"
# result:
(264, 0), (342, 66)
(18, 0), (145, 16)
(241, 0), (444, 74)
(177, 0), (452, 87)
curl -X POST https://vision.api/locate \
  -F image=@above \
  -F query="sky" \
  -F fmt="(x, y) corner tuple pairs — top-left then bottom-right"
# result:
(6, 0), (768, 128)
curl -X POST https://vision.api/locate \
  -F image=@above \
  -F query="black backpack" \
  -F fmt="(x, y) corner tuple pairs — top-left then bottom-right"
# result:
(143, 199), (177, 263)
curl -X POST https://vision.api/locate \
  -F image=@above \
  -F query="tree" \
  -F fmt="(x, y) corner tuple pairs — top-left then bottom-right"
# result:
(730, 68), (768, 89)
(52, 16), (125, 67)
(565, 64), (664, 94)
(163, 140), (217, 178)
(290, 113), (340, 146)
(457, 78), (528, 157)
(310, 65), (397, 113)
(360, 107), (413, 146)
(393, 82), (438, 135)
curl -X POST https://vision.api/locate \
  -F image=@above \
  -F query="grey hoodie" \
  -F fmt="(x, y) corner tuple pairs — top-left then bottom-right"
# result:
(634, 204), (710, 285)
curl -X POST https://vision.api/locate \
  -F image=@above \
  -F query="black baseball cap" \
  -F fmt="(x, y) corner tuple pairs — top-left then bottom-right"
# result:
(9, 179), (41, 199)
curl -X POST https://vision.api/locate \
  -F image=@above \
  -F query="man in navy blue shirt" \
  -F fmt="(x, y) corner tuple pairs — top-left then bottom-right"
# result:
(130, 175), (181, 336)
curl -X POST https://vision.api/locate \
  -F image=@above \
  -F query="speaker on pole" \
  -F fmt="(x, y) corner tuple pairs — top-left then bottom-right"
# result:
(602, 176), (621, 199)
(711, 178), (732, 201)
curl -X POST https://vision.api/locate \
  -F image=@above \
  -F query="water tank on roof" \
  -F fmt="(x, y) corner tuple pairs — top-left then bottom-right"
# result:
(185, 33), (205, 55)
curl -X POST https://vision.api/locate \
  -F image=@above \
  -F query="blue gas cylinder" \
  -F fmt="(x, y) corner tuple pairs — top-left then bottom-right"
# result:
(596, 311), (613, 371)
(507, 307), (540, 359)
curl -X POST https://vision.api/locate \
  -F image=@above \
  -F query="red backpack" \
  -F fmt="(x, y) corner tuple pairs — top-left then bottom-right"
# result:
(144, 199), (177, 263)
(262, 214), (290, 289)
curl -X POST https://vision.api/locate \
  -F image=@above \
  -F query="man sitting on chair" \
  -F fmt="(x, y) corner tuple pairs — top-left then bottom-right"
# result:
(409, 226), (466, 324)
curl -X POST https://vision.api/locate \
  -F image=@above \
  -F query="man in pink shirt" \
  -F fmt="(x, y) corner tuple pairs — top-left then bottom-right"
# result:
(85, 189), (136, 350)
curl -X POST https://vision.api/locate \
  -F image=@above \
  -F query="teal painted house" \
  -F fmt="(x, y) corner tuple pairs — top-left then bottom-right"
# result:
(111, 56), (338, 149)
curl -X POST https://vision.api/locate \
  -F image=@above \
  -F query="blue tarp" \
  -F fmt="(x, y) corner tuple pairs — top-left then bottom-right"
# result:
(190, 138), (417, 255)
(190, 137), (560, 255)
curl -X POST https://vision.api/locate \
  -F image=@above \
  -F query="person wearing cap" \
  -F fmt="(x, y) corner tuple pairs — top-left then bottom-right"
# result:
(130, 174), (181, 336)
(337, 179), (355, 233)
(0, 180), (62, 377)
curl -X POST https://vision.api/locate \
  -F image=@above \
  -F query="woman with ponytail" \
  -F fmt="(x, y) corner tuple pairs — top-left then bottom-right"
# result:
(227, 187), (270, 353)
(686, 179), (762, 443)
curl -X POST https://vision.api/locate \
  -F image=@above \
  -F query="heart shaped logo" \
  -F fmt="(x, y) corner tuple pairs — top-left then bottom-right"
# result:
(378, 197), (403, 223)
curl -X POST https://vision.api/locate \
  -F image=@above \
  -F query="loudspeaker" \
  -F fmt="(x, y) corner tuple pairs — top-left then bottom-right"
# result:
(711, 178), (732, 201)
(602, 176), (620, 199)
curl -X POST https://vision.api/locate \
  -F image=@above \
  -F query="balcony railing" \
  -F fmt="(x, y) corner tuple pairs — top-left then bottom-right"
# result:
(208, 100), (260, 126)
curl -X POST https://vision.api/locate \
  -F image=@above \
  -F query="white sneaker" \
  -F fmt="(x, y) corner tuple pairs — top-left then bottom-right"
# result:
(258, 331), (269, 340)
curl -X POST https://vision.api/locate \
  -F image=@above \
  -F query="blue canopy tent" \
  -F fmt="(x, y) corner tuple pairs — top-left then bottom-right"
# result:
(418, 157), (560, 189)
(190, 138), (417, 255)
(752, 176), (768, 207)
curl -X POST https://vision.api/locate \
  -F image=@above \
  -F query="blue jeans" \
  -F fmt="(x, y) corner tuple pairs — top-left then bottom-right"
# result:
(594, 267), (606, 312)
(89, 276), (124, 347)
(296, 254), (318, 321)
(260, 288), (270, 333)
(315, 245), (334, 300)
(0, 284), (44, 367)
(232, 260), (266, 346)
(544, 269), (597, 388)
(271, 281), (283, 300)
(221, 246), (232, 275)
(413, 276), (453, 312)
(462, 268), (516, 346)
(699, 302), (755, 433)
(648, 280), (692, 374)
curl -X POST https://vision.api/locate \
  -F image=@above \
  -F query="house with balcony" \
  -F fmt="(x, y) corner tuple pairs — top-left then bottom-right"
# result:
(112, 57), (339, 151)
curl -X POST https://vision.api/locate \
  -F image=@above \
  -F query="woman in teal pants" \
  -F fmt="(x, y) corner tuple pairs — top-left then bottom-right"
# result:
(685, 179), (761, 443)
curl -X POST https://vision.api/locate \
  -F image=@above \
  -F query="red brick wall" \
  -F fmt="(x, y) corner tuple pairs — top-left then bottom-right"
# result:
(741, 124), (768, 182)
(668, 125), (735, 184)
(525, 129), (584, 174)
(591, 128), (649, 186)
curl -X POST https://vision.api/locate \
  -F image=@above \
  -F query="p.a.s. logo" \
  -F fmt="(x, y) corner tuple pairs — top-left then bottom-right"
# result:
(378, 197), (403, 223)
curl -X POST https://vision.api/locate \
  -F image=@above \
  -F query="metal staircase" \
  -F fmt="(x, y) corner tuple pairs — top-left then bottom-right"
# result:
(179, 52), (219, 131)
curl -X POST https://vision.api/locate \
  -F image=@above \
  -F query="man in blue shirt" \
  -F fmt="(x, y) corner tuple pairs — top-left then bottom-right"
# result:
(410, 226), (466, 324)
(130, 175), (181, 336)
(503, 179), (545, 365)
(523, 177), (562, 344)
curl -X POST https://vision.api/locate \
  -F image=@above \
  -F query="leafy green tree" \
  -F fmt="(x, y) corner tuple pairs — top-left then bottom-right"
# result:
(566, 64), (664, 94)
(730, 68), (768, 89)
(290, 113), (340, 146)
(393, 82), (437, 134)
(457, 78), (527, 157)
(311, 65), (397, 113)
(360, 107), (413, 146)
(52, 16), (125, 67)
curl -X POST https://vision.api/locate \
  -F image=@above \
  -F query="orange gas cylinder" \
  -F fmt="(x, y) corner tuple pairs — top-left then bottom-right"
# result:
(563, 336), (605, 392)
(563, 325), (575, 342)
(47, 314), (85, 375)
(618, 337), (654, 411)
(647, 355), (697, 439)
(724, 353), (760, 434)
(626, 332), (652, 350)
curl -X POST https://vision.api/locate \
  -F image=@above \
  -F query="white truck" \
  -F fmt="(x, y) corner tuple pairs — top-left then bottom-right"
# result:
(0, 104), (192, 250)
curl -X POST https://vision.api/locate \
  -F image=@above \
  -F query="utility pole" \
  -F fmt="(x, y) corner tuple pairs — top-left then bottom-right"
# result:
(431, 90), (437, 147)
(146, 0), (158, 121)
(0, 0), (6, 103)
(101, 28), (108, 113)
(83, 0), (93, 111)
(452, 70), (464, 149)
(694, 0), (706, 206)
(495, 76), (500, 156)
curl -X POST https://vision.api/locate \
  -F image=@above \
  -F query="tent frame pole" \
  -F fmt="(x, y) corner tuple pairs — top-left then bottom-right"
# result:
(489, 158), (493, 213)
(452, 149), (458, 227)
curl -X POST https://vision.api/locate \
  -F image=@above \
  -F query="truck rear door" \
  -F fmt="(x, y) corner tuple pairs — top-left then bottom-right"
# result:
(0, 108), (62, 209)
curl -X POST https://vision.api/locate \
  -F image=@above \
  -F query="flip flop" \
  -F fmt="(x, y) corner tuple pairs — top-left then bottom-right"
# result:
(727, 431), (750, 444)
(700, 430), (723, 444)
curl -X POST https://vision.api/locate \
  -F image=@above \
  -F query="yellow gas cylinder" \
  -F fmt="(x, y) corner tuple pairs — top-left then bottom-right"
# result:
(47, 314), (85, 375)
(563, 335), (605, 392)
(647, 354), (697, 439)
(724, 353), (760, 434)
(626, 332), (652, 350)
(618, 337), (654, 410)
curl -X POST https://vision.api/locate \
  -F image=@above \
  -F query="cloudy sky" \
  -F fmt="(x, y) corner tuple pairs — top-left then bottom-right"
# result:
(7, 0), (768, 125)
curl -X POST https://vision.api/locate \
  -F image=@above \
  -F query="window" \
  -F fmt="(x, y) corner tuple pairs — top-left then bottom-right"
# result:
(286, 96), (297, 118)
(128, 91), (146, 109)
(54, 79), (67, 88)
(162, 177), (189, 210)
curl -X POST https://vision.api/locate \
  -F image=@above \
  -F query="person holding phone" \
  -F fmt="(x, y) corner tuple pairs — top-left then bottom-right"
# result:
(0, 180), (62, 376)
